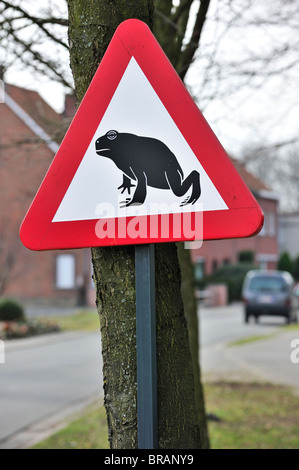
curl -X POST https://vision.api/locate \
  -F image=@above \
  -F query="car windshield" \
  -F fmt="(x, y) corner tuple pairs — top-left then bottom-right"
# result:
(248, 276), (287, 293)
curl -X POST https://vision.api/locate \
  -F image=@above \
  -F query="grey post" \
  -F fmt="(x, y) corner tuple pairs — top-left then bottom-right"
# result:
(135, 244), (158, 449)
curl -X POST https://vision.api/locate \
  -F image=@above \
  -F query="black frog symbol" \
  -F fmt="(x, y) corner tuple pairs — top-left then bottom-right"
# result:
(95, 130), (201, 207)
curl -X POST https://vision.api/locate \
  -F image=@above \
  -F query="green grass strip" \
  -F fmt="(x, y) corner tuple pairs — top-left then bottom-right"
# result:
(32, 381), (299, 449)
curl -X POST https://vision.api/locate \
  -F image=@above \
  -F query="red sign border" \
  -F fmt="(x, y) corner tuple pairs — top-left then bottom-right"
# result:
(20, 19), (263, 250)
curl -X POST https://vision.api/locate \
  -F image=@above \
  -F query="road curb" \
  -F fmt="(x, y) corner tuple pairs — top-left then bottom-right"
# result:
(0, 392), (103, 449)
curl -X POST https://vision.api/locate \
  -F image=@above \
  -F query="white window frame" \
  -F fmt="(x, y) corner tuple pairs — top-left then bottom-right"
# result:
(259, 211), (267, 236)
(55, 254), (76, 289)
(268, 212), (276, 237)
(259, 211), (276, 237)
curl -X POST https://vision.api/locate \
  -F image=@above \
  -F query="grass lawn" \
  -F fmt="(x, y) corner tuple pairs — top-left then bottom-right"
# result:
(205, 381), (299, 449)
(228, 323), (299, 347)
(33, 403), (109, 450)
(41, 309), (100, 332)
(32, 381), (299, 449)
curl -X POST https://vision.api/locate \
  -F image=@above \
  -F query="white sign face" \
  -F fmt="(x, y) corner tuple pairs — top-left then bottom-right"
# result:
(53, 58), (228, 223)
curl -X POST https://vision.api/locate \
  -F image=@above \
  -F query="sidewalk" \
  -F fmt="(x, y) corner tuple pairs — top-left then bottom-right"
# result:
(201, 329), (299, 393)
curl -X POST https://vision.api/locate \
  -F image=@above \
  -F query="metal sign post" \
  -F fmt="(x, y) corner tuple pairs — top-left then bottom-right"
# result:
(135, 244), (158, 449)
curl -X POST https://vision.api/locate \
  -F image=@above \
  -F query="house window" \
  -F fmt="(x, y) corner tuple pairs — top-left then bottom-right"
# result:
(256, 253), (278, 270)
(212, 259), (218, 272)
(259, 219), (266, 236)
(194, 258), (205, 281)
(55, 254), (76, 289)
(259, 211), (276, 237)
(268, 213), (276, 237)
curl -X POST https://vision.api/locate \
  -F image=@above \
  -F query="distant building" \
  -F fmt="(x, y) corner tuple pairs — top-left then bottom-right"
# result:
(279, 212), (299, 258)
(190, 159), (280, 278)
(0, 81), (95, 307)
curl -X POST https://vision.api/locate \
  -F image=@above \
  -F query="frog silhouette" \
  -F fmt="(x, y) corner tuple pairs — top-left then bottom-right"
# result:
(95, 130), (201, 207)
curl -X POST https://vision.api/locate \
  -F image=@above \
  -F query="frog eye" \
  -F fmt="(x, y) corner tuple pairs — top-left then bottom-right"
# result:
(106, 130), (118, 140)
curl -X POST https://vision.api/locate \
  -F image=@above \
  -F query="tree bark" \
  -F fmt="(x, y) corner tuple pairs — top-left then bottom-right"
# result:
(67, 0), (202, 449)
(67, 1), (154, 103)
(177, 242), (209, 448)
(155, 243), (201, 448)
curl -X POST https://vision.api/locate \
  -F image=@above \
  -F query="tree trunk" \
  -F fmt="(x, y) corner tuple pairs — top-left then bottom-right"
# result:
(67, 0), (202, 449)
(154, 243), (201, 448)
(177, 242), (209, 448)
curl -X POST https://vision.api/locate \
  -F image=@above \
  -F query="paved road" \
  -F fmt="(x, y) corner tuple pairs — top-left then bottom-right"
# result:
(199, 303), (299, 388)
(0, 330), (102, 448)
(199, 302), (284, 349)
(1, 302), (299, 448)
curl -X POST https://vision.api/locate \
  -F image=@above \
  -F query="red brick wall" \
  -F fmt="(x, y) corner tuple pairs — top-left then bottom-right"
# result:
(191, 196), (278, 275)
(0, 100), (94, 306)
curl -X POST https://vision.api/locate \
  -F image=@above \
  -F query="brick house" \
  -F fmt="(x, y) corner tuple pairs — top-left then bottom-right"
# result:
(0, 81), (95, 307)
(278, 212), (299, 259)
(190, 159), (280, 279)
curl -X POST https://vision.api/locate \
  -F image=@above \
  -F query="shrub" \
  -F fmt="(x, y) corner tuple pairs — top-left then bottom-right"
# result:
(202, 263), (256, 302)
(238, 250), (254, 264)
(277, 251), (294, 276)
(0, 298), (25, 322)
(294, 255), (299, 281)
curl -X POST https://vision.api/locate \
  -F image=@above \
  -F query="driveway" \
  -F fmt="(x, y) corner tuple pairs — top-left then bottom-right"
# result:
(199, 303), (299, 389)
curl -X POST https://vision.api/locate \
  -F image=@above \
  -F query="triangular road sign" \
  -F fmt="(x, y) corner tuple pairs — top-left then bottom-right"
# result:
(20, 19), (263, 250)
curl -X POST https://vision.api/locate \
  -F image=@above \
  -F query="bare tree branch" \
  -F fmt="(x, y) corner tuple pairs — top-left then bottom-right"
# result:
(177, 0), (211, 79)
(0, 1), (72, 89)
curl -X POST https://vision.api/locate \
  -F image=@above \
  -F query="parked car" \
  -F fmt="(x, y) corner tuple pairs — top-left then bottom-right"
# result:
(293, 282), (299, 310)
(242, 270), (297, 324)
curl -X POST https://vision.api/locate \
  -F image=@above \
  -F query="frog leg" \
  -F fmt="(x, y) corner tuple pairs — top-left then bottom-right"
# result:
(120, 170), (147, 207)
(118, 174), (135, 195)
(166, 168), (201, 206)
